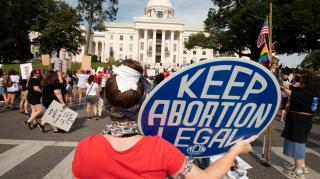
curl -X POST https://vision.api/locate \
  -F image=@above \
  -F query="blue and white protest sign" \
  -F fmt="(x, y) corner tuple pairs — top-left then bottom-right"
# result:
(138, 58), (281, 158)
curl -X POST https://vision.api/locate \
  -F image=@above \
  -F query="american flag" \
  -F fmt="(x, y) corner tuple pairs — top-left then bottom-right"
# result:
(257, 19), (269, 48)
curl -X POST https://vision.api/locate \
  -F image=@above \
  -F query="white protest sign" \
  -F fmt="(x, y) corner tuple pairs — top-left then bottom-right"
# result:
(20, 63), (32, 79)
(138, 58), (281, 158)
(0, 64), (3, 69)
(97, 97), (104, 117)
(147, 69), (156, 77)
(41, 100), (78, 132)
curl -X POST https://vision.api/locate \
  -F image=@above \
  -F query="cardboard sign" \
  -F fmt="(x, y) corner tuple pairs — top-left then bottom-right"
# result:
(138, 58), (281, 158)
(67, 58), (72, 69)
(147, 69), (156, 77)
(41, 100), (78, 132)
(81, 56), (91, 71)
(41, 54), (50, 66)
(20, 63), (33, 79)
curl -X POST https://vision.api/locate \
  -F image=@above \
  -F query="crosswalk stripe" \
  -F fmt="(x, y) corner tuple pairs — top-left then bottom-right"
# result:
(43, 149), (75, 179)
(0, 139), (78, 147)
(0, 142), (44, 176)
(308, 138), (320, 146)
(272, 147), (320, 179)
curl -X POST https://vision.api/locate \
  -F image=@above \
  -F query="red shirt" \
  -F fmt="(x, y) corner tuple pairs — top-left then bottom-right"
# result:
(72, 134), (185, 179)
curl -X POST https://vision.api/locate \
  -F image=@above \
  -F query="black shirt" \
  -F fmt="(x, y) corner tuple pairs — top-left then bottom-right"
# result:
(27, 78), (42, 102)
(20, 79), (28, 91)
(289, 90), (314, 113)
(42, 81), (65, 108)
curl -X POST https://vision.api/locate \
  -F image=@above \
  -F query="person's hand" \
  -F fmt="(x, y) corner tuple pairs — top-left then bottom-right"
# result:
(61, 103), (67, 109)
(230, 135), (257, 155)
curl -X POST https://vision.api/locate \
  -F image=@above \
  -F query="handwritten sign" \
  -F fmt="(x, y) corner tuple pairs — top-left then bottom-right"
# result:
(67, 58), (72, 69)
(41, 54), (50, 66)
(138, 58), (281, 158)
(147, 69), (156, 77)
(81, 56), (91, 71)
(20, 63), (32, 79)
(41, 100), (78, 132)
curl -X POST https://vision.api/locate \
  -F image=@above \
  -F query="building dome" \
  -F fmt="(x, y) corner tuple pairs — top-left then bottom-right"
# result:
(145, 0), (174, 19)
(146, 0), (173, 10)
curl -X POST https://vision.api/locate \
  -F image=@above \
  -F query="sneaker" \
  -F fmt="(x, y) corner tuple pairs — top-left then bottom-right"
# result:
(23, 121), (32, 129)
(283, 169), (306, 179)
(284, 164), (309, 174)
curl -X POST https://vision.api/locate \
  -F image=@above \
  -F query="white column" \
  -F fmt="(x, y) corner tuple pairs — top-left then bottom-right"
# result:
(178, 31), (184, 65)
(102, 42), (105, 62)
(95, 41), (98, 55)
(152, 30), (156, 64)
(134, 29), (139, 60)
(170, 31), (174, 61)
(161, 30), (165, 64)
(143, 29), (148, 62)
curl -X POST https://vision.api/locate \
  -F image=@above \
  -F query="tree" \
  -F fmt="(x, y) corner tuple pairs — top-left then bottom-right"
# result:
(273, 0), (320, 54)
(0, 0), (43, 63)
(301, 50), (320, 69)
(186, 0), (320, 61)
(33, 1), (85, 57)
(77, 0), (118, 55)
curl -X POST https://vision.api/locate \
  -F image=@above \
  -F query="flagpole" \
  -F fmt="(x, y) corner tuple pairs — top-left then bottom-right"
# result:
(265, 0), (273, 162)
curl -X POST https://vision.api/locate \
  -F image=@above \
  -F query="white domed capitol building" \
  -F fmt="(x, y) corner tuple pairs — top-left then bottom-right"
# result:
(75, 0), (214, 66)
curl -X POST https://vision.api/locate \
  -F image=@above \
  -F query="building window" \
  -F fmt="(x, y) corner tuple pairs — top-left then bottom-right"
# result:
(119, 44), (123, 52)
(193, 51), (197, 55)
(140, 42), (144, 50)
(174, 44), (177, 51)
(120, 35), (124, 40)
(129, 44), (133, 52)
(140, 32), (144, 39)
(140, 54), (144, 61)
(129, 35), (133, 41)
(173, 55), (177, 63)
(110, 35), (113, 40)
(202, 51), (206, 55)
(174, 34), (178, 40)
(183, 50), (187, 54)
(119, 54), (123, 59)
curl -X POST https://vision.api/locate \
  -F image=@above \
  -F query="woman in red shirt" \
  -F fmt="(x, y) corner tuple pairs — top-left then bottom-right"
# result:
(72, 60), (256, 179)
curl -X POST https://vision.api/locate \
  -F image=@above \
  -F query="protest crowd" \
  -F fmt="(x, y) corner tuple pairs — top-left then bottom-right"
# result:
(0, 58), (319, 179)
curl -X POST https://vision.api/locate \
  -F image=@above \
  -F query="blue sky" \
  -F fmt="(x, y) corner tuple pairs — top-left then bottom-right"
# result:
(65, 0), (306, 67)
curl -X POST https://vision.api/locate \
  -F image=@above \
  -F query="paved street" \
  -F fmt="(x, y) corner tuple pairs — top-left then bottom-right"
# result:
(0, 104), (319, 179)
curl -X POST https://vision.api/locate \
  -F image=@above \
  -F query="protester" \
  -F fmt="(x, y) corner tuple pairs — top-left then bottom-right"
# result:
(6, 69), (20, 110)
(19, 77), (29, 115)
(85, 75), (99, 120)
(39, 70), (66, 133)
(281, 74), (319, 179)
(24, 70), (42, 129)
(76, 70), (89, 105)
(65, 74), (74, 106)
(0, 69), (8, 106)
(72, 60), (257, 179)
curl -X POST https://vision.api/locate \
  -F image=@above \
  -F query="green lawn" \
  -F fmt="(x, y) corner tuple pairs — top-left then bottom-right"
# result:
(2, 61), (119, 73)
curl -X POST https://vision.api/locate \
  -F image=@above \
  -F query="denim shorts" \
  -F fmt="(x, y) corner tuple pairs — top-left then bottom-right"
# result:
(283, 138), (306, 160)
